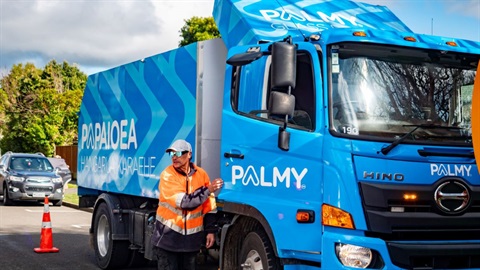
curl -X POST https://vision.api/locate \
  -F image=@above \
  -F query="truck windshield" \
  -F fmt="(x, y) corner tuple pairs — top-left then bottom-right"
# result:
(329, 42), (478, 146)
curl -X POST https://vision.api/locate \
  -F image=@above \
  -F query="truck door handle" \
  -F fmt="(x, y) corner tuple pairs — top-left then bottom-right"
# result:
(224, 152), (244, 159)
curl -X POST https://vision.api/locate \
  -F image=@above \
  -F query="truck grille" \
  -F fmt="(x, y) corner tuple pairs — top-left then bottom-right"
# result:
(360, 181), (480, 238)
(360, 181), (480, 269)
(387, 242), (480, 269)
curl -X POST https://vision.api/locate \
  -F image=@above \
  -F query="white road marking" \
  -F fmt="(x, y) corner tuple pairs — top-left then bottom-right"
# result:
(71, 224), (90, 228)
(25, 209), (79, 213)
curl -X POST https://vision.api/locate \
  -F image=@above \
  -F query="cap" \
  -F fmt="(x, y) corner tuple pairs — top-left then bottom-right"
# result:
(165, 139), (192, 153)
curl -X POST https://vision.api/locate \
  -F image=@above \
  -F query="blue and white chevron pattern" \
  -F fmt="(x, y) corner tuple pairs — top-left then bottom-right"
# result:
(77, 43), (198, 198)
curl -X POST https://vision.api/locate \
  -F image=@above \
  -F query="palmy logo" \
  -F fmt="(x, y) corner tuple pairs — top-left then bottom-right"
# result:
(231, 165), (307, 189)
(430, 164), (473, 177)
(259, 9), (359, 27)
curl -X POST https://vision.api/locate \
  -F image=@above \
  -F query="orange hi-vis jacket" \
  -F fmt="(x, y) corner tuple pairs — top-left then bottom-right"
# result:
(152, 162), (216, 252)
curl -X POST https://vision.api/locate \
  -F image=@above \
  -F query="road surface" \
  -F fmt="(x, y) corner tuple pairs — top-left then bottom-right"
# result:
(0, 201), (218, 269)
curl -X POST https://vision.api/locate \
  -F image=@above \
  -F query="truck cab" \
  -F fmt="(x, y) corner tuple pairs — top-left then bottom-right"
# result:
(215, 1), (480, 269)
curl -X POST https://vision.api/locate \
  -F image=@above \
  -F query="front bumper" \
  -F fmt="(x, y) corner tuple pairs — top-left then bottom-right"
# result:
(321, 230), (480, 269)
(6, 181), (63, 201)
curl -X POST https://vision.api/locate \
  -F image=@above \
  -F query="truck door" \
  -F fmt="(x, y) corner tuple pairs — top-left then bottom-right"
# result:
(219, 42), (324, 252)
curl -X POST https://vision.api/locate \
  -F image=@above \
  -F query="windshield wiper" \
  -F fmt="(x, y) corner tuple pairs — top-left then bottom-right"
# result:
(380, 124), (462, 155)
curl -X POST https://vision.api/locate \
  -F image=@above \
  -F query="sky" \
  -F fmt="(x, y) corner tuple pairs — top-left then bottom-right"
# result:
(0, 0), (479, 77)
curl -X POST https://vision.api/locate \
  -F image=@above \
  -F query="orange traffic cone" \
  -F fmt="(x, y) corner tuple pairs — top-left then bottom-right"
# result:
(34, 196), (59, 253)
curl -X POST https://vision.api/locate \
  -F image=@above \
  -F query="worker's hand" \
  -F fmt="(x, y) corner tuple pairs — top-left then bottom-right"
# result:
(205, 233), (216, 248)
(208, 178), (224, 193)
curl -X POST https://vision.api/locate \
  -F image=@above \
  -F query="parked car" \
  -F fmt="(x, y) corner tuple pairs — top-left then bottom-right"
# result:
(47, 157), (72, 187)
(0, 152), (64, 206)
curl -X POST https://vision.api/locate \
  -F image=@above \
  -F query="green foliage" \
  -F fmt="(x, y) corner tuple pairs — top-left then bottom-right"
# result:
(179, 16), (220, 47)
(0, 87), (7, 127)
(0, 60), (86, 156)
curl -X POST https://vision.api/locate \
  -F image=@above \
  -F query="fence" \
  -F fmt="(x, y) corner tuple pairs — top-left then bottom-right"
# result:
(55, 145), (77, 180)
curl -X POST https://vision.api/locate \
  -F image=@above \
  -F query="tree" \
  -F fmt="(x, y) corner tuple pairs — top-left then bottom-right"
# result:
(0, 60), (86, 156)
(178, 16), (220, 47)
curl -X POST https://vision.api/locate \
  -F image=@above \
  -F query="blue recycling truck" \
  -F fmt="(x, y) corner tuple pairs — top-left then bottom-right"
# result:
(77, 0), (480, 269)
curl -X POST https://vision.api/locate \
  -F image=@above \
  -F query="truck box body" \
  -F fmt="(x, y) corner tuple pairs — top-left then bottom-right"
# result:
(78, 0), (480, 269)
(78, 39), (226, 198)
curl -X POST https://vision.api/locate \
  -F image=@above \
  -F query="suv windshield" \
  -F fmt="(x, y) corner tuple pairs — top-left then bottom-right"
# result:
(9, 157), (54, 171)
(329, 42), (478, 146)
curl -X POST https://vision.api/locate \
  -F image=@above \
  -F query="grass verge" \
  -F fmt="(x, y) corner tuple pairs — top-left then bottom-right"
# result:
(63, 182), (79, 205)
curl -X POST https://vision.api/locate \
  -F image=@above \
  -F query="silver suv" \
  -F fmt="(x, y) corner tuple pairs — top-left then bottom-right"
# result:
(0, 152), (64, 206)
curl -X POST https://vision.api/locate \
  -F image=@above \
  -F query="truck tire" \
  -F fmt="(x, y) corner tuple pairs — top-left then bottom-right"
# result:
(239, 230), (281, 270)
(2, 184), (13, 206)
(93, 202), (130, 269)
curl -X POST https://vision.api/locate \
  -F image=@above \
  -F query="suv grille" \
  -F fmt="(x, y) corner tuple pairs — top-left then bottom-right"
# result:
(25, 186), (53, 192)
(27, 177), (51, 183)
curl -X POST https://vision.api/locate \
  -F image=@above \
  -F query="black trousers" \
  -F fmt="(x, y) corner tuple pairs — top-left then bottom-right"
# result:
(153, 246), (197, 270)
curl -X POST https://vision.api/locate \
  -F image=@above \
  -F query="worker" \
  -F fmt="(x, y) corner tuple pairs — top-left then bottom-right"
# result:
(151, 139), (223, 270)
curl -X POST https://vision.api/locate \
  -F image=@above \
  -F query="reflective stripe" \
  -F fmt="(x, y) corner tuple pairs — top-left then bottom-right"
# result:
(175, 192), (186, 208)
(157, 204), (203, 221)
(41, 221), (52, 229)
(158, 201), (183, 216)
(157, 204), (204, 224)
(186, 210), (203, 220)
(156, 214), (204, 235)
(186, 225), (203, 234)
(156, 214), (183, 234)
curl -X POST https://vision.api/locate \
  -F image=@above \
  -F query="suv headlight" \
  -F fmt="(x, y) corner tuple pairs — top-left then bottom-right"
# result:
(9, 176), (25, 182)
(52, 177), (63, 183)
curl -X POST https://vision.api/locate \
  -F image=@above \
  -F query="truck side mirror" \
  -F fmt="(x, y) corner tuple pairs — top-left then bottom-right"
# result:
(271, 42), (296, 89)
(268, 91), (295, 117)
(270, 41), (297, 151)
(268, 91), (295, 151)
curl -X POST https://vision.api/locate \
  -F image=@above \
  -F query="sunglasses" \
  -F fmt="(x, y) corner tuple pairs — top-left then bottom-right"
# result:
(168, 151), (188, 158)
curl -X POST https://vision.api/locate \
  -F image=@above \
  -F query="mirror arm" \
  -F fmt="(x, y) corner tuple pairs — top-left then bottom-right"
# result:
(282, 85), (292, 130)
(278, 127), (290, 151)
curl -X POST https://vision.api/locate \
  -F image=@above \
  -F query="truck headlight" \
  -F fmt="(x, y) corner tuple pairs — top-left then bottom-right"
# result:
(52, 177), (63, 183)
(9, 176), (25, 182)
(335, 243), (372, 268)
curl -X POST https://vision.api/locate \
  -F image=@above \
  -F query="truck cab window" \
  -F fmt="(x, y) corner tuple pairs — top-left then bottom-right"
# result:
(232, 51), (315, 130)
(329, 42), (477, 146)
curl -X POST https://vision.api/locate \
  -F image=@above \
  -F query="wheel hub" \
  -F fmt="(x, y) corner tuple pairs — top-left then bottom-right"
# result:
(241, 250), (263, 270)
(97, 215), (110, 257)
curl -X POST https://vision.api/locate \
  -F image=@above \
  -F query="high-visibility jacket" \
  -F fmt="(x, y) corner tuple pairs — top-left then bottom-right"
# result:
(152, 162), (216, 252)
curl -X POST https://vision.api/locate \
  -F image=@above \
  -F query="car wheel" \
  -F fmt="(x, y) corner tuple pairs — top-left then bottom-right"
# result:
(2, 184), (13, 206)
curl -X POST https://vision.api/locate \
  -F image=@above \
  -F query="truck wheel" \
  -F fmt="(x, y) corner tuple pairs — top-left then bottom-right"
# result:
(93, 203), (130, 269)
(239, 230), (281, 270)
(2, 184), (13, 206)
